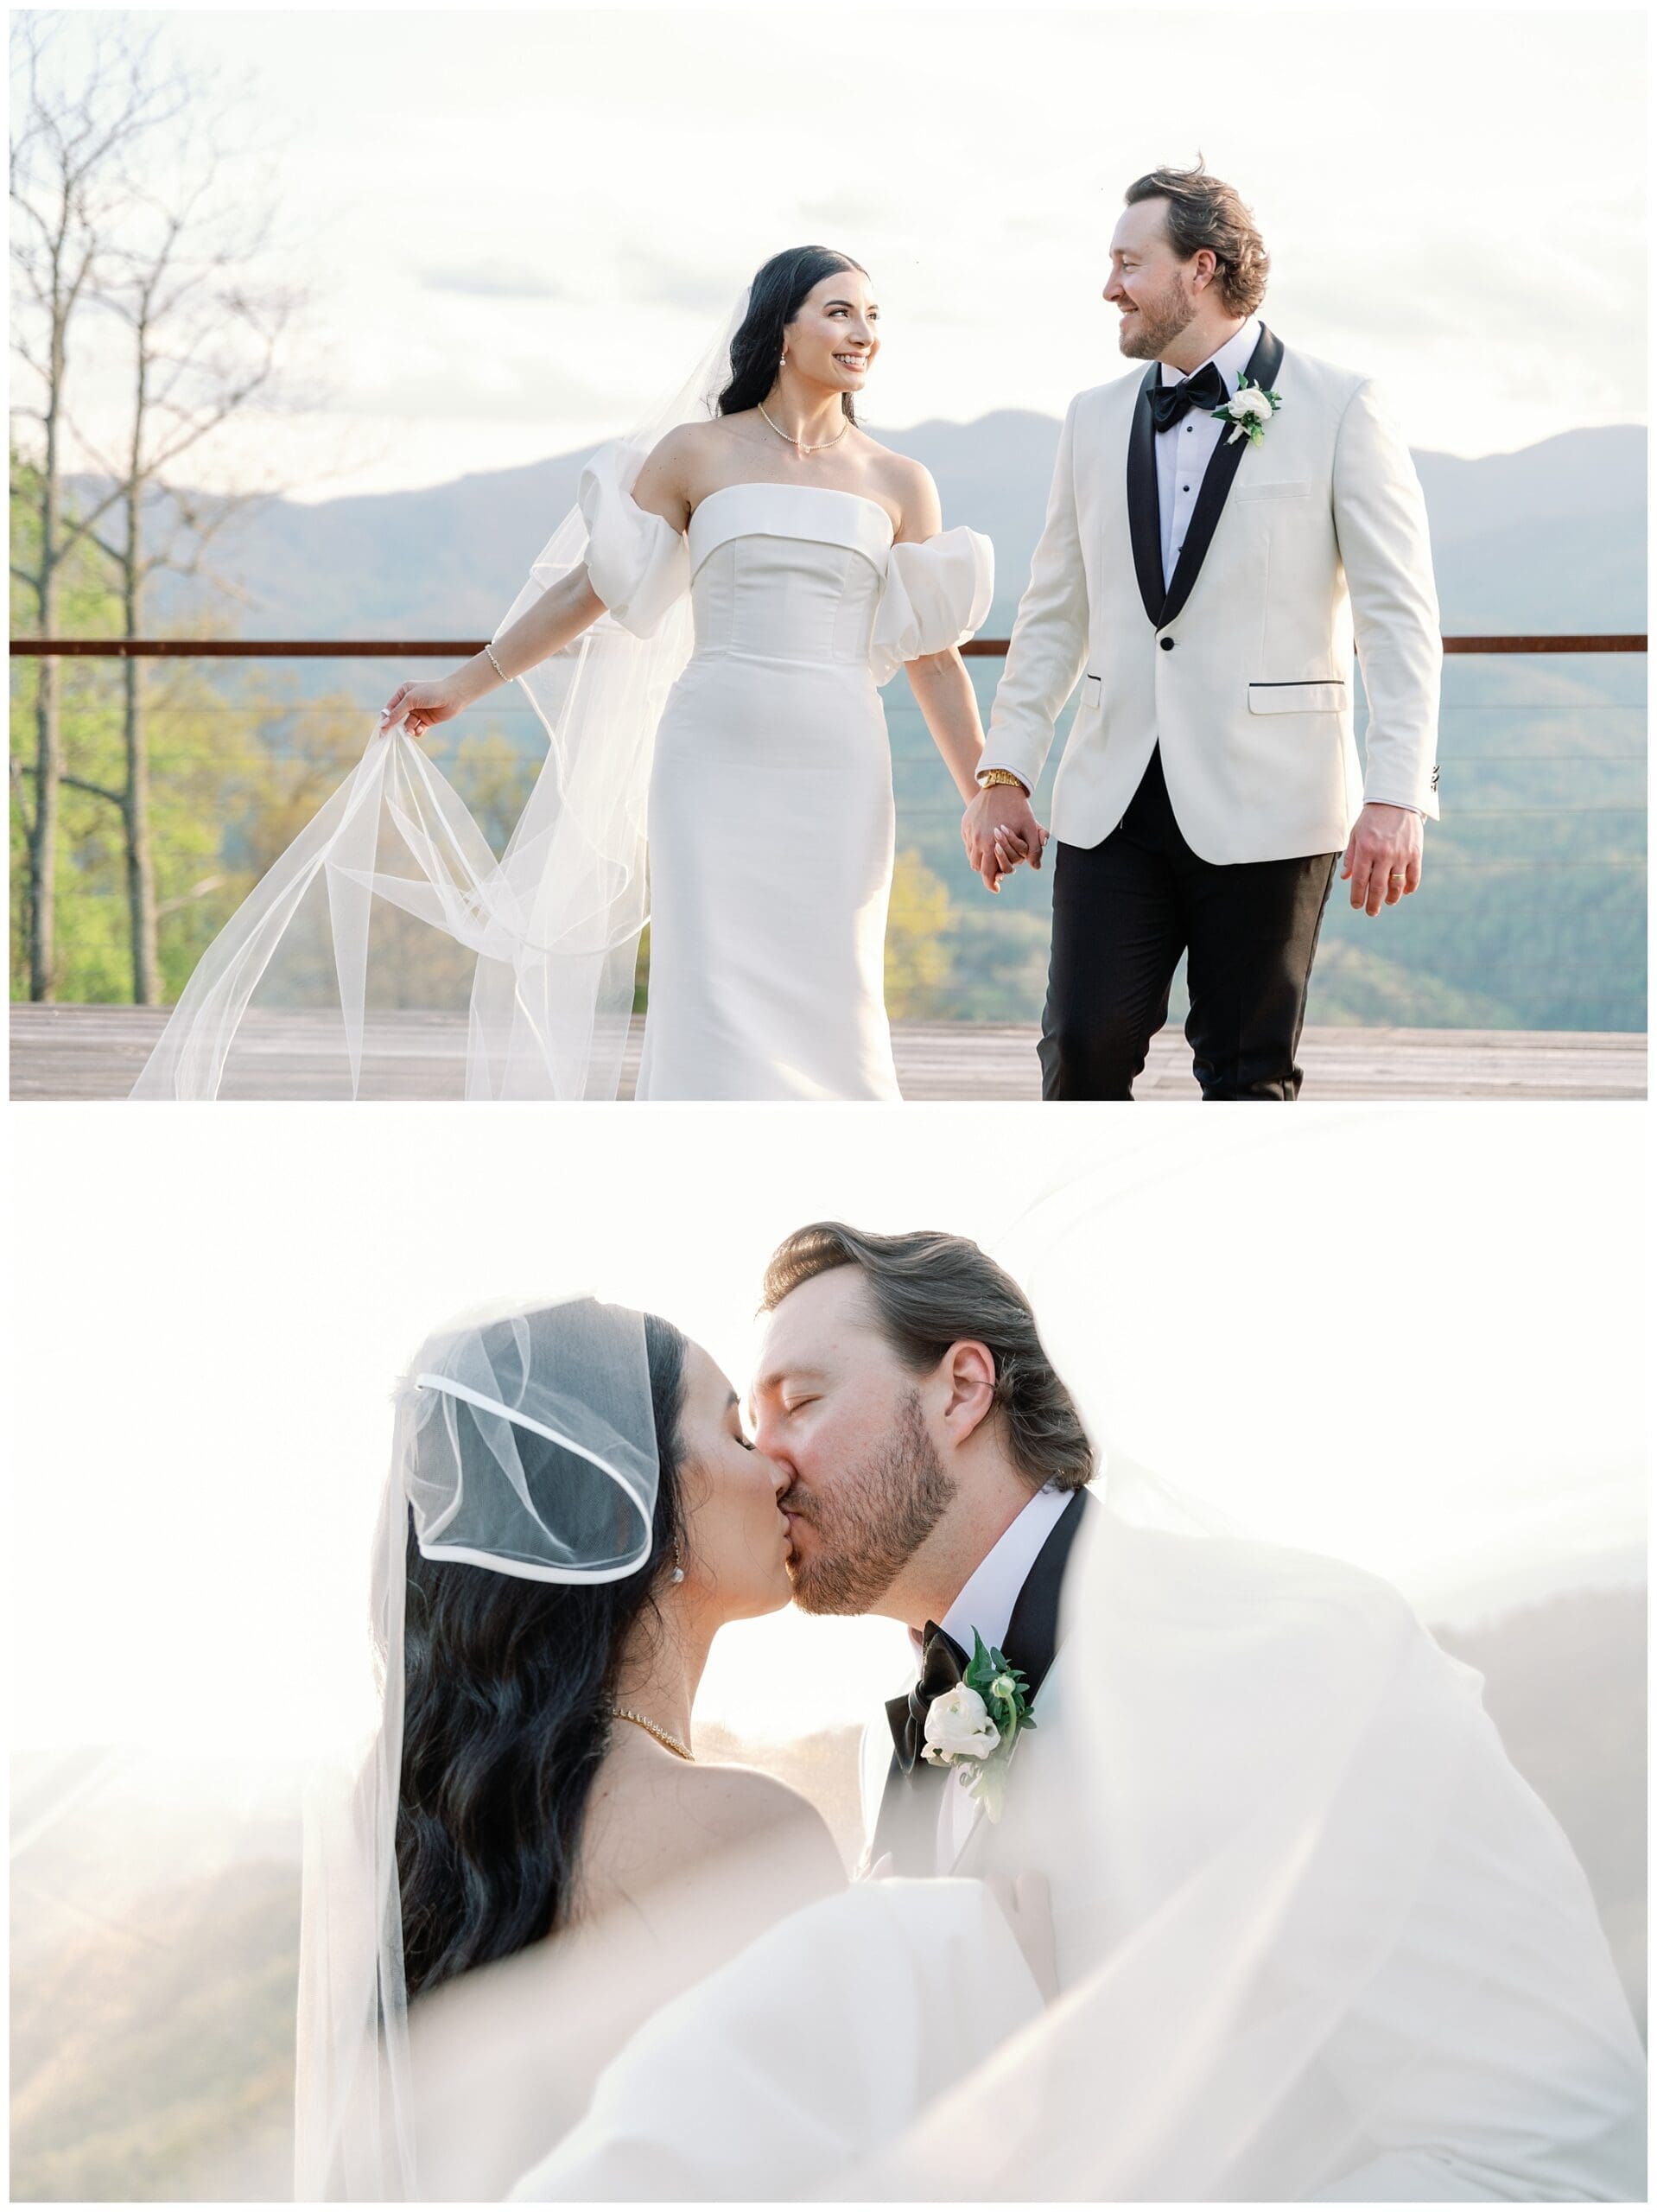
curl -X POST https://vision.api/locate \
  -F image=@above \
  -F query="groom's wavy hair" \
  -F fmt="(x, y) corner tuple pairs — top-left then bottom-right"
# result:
(762, 1224), (1094, 1493)
(719, 245), (869, 424)
(395, 1307), (690, 2000)
(1125, 162), (1270, 317)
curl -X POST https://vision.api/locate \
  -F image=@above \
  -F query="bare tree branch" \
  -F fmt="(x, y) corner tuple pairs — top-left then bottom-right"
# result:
(61, 772), (124, 807)
(10, 10), (310, 1001)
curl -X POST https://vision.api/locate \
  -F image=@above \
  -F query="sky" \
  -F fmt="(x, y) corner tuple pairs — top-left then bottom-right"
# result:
(10, 1103), (1645, 1758)
(17, 4), (1647, 503)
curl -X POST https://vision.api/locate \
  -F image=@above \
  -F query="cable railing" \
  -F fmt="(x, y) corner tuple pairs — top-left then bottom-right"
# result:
(10, 632), (1647, 1029)
(9, 632), (1650, 658)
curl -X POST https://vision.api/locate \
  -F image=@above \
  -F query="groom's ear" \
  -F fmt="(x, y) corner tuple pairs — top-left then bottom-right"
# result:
(937, 1338), (998, 1449)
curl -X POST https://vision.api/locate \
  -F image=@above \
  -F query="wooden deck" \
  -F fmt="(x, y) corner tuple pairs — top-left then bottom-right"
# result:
(9, 1006), (1646, 1102)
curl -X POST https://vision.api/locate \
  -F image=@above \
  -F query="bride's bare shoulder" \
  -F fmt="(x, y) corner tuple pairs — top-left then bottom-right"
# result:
(858, 441), (943, 540)
(682, 1759), (839, 1853)
(645, 416), (745, 469)
(635, 417), (750, 518)
(581, 1747), (844, 1912)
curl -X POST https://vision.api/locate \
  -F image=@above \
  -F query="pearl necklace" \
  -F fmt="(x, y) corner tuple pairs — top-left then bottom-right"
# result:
(606, 1703), (695, 1762)
(757, 398), (850, 454)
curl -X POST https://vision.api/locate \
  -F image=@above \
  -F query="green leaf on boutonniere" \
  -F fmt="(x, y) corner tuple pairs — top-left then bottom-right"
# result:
(952, 1629), (1038, 1821)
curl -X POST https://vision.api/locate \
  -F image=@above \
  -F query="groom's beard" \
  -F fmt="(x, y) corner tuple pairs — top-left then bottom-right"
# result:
(783, 1390), (956, 1616)
(1118, 287), (1197, 360)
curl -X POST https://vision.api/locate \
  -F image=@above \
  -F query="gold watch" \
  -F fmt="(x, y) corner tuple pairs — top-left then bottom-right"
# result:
(975, 767), (1029, 796)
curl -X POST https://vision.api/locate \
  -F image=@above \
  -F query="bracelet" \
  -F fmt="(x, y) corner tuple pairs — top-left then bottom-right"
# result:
(484, 643), (510, 685)
(975, 767), (1029, 796)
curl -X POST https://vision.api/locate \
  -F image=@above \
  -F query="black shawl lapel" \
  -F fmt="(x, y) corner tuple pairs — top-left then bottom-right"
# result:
(868, 1485), (1092, 1875)
(871, 1733), (943, 1874)
(1000, 1484), (1090, 1699)
(1126, 365), (1166, 627)
(1157, 322), (1286, 629)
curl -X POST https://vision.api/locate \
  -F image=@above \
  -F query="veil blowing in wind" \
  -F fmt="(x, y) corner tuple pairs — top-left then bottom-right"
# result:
(132, 296), (750, 1103)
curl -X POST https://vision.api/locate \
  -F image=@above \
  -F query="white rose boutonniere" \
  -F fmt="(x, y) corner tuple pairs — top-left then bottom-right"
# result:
(1212, 373), (1282, 448)
(922, 1683), (1000, 1763)
(919, 1630), (1037, 1822)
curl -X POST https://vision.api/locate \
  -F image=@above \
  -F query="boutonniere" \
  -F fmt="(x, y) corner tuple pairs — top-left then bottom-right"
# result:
(920, 1630), (1036, 1822)
(1212, 372), (1282, 448)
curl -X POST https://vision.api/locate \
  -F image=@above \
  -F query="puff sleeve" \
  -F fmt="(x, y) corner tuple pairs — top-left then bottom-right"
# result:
(868, 526), (994, 685)
(577, 440), (691, 638)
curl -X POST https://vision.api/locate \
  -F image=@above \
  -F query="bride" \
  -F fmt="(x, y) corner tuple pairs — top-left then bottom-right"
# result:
(135, 249), (1027, 1103)
(295, 1294), (1047, 2199)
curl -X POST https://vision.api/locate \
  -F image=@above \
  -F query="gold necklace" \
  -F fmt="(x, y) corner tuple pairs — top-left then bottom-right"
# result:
(757, 398), (850, 454)
(605, 1704), (695, 1761)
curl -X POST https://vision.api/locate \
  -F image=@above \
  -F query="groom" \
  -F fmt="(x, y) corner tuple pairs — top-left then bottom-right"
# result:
(752, 1221), (1645, 2201)
(965, 165), (1442, 1099)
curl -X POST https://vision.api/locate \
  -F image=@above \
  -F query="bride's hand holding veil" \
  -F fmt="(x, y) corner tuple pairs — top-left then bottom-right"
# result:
(378, 669), (477, 738)
(378, 565), (610, 734)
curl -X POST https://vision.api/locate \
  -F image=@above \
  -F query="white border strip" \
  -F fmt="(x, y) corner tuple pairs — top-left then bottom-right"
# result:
(413, 1371), (652, 1584)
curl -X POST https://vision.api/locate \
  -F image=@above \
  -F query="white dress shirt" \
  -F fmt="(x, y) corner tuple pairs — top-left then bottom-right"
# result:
(905, 1482), (1072, 1869)
(1155, 315), (1261, 587)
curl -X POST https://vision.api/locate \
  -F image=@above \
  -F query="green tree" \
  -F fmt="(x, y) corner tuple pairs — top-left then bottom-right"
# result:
(884, 845), (954, 1018)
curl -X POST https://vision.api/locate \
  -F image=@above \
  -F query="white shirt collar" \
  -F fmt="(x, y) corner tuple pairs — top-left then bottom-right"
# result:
(909, 1483), (1072, 1662)
(1159, 312), (1261, 391)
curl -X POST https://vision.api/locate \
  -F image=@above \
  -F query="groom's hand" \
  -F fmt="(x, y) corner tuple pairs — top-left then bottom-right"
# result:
(963, 785), (1048, 894)
(1341, 802), (1424, 918)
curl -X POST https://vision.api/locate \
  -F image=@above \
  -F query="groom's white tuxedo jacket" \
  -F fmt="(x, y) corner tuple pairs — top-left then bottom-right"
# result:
(866, 1503), (1645, 2202)
(983, 321), (1443, 862)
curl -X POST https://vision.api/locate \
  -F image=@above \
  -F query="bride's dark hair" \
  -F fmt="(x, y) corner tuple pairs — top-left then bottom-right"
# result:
(719, 245), (869, 423)
(395, 1307), (689, 1999)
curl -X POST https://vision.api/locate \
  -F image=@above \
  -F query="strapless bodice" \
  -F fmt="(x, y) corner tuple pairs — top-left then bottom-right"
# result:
(683, 484), (894, 669)
(577, 447), (994, 687)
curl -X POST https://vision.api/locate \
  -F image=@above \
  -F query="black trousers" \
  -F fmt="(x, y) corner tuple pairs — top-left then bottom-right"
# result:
(1039, 748), (1337, 1101)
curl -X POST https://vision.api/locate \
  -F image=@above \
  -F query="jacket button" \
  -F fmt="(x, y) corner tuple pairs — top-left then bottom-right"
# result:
(1159, 637), (1175, 652)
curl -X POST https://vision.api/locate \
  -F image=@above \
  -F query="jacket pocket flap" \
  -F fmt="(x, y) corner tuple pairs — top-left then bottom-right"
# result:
(1233, 480), (1313, 501)
(1248, 679), (1347, 714)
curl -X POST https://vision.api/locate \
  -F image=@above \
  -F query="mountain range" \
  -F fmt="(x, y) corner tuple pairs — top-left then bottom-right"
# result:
(126, 417), (1646, 643)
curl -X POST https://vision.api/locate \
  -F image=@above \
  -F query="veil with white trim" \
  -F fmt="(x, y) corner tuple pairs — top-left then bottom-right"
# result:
(291, 1295), (663, 2200)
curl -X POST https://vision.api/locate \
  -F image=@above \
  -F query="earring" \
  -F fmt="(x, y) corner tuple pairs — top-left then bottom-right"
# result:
(670, 1536), (686, 1586)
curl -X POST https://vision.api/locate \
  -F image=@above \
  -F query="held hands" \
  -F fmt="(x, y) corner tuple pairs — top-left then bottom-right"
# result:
(962, 783), (1049, 894)
(1341, 802), (1425, 917)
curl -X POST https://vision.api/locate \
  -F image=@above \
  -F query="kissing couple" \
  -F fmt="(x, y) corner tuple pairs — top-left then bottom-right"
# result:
(140, 162), (1441, 1109)
(296, 1226), (1643, 2202)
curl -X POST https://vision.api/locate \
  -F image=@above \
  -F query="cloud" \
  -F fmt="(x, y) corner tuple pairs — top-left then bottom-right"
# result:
(333, 359), (613, 425)
(419, 261), (571, 302)
(611, 245), (743, 315)
(1269, 228), (1642, 385)
(793, 194), (898, 236)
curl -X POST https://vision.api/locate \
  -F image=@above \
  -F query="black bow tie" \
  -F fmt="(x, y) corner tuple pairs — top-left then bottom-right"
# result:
(887, 1620), (968, 1774)
(1146, 360), (1228, 434)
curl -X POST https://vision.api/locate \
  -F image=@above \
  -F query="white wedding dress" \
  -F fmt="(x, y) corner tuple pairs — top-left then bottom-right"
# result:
(578, 453), (993, 1100)
(508, 1878), (1043, 2202)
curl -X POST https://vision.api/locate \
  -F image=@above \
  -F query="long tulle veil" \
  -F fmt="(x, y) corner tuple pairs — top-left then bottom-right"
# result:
(131, 292), (751, 1102)
(293, 1298), (665, 2200)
